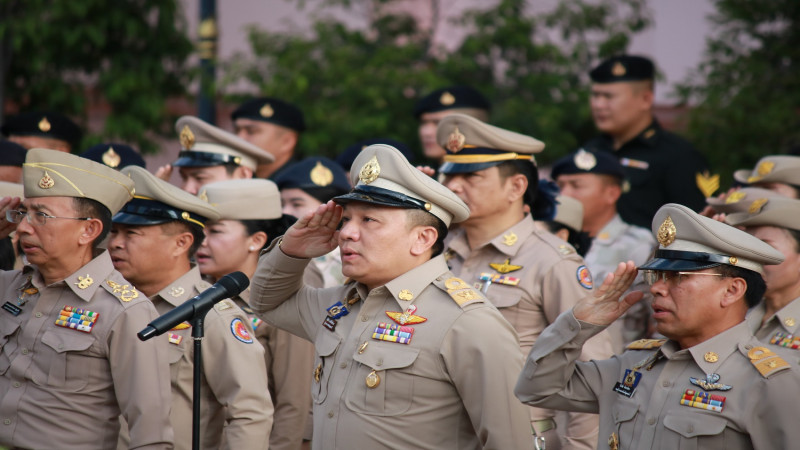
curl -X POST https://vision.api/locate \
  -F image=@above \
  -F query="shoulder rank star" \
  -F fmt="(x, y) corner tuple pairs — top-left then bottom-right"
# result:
(489, 258), (522, 274)
(689, 373), (732, 391)
(386, 305), (427, 325)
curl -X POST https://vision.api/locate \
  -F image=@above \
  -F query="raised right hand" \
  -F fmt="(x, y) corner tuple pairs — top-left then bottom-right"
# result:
(573, 261), (643, 326)
(279, 201), (343, 259)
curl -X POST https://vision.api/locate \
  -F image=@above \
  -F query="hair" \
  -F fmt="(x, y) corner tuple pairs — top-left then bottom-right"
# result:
(541, 222), (593, 257)
(72, 197), (112, 248)
(162, 221), (205, 259)
(405, 209), (448, 258)
(714, 264), (767, 308)
(242, 215), (298, 249)
(496, 160), (539, 208)
(631, 79), (655, 94)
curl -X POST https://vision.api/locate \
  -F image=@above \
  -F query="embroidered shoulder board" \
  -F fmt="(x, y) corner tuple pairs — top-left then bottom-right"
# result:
(105, 279), (141, 303)
(440, 277), (485, 308)
(747, 346), (791, 378)
(626, 339), (667, 350)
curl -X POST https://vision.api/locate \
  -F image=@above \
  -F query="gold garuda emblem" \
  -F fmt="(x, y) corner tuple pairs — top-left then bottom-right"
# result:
(657, 215), (677, 247)
(180, 125), (195, 149)
(102, 147), (121, 168)
(489, 258), (522, 274)
(447, 127), (466, 153)
(38, 171), (55, 189)
(310, 161), (334, 186)
(359, 156), (380, 184)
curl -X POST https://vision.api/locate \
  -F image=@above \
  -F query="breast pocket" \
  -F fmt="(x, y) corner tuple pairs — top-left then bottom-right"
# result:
(37, 330), (95, 391)
(486, 283), (522, 309)
(612, 401), (640, 449)
(663, 411), (728, 450)
(312, 331), (342, 404)
(346, 344), (420, 416)
(0, 320), (21, 375)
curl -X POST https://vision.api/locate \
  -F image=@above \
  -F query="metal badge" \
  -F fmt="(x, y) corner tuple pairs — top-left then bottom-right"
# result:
(446, 127), (466, 153)
(38, 171), (55, 189)
(259, 103), (274, 118)
(439, 91), (455, 105)
(359, 156), (380, 184)
(38, 117), (51, 132)
(310, 161), (334, 186)
(656, 215), (677, 247)
(102, 147), (121, 168)
(179, 125), (195, 149)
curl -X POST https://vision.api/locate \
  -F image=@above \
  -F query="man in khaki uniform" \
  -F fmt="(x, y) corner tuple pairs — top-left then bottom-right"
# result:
(516, 203), (800, 449)
(109, 166), (272, 449)
(732, 155), (800, 198)
(437, 114), (613, 450)
(201, 178), (314, 450)
(250, 144), (533, 449)
(155, 115), (275, 194)
(0, 148), (173, 448)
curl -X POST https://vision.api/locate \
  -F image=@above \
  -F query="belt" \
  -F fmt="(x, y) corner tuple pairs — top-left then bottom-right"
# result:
(531, 418), (556, 435)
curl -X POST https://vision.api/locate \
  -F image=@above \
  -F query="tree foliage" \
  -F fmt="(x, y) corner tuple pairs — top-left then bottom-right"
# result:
(0, 0), (193, 152)
(222, 0), (651, 164)
(675, 0), (800, 185)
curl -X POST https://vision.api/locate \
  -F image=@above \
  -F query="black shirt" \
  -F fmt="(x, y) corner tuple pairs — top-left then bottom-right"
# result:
(583, 120), (710, 228)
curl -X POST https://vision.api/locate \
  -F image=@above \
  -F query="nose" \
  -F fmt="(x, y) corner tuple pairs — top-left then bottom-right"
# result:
(338, 220), (359, 242)
(182, 179), (199, 195)
(649, 278), (669, 297)
(443, 174), (463, 193)
(14, 214), (34, 235)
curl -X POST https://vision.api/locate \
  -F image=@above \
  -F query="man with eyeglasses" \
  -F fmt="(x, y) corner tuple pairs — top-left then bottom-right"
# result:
(516, 203), (800, 449)
(0, 149), (173, 448)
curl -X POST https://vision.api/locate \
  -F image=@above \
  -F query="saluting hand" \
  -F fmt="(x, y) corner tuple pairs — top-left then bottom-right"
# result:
(279, 201), (342, 259)
(0, 196), (22, 240)
(573, 261), (643, 326)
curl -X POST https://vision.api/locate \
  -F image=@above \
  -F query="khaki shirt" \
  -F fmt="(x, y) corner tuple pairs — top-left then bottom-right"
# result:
(516, 311), (800, 449)
(0, 251), (173, 449)
(250, 248), (533, 450)
(445, 215), (613, 448)
(235, 289), (314, 450)
(154, 267), (272, 450)
(747, 299), (800, 362)
(584, 214), (656, 352)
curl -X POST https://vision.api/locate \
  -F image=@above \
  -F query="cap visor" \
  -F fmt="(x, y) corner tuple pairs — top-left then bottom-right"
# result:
(172, 156), (222, 168)
(112, 212), (173, 226)
(439, 161), (503, 174)
(638, 258), (721, 272)
(333, 192), (412, 209)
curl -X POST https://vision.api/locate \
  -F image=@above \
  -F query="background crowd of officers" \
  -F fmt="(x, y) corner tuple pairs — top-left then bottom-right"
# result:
(0, 53), (798, 449)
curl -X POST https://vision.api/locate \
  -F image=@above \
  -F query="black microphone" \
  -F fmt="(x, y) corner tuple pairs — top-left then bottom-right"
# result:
(137, 271), (250, 341)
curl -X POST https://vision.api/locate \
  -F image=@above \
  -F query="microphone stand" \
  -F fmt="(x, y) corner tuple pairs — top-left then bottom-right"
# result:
(191, 313), (207, 450)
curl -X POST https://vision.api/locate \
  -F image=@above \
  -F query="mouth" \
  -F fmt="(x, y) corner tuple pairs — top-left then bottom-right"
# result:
(651, 303), (672, 320)
(195, 252), (211, 263)
(340, 248), (360, 262)
(19, 241), (39, 253)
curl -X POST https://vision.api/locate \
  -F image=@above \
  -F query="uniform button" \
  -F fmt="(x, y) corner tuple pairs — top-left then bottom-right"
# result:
(647, 418), (655, 425)
(360, 315), (369, 322)
(21, 348), (28, 355)
(327, 411), (334, 418)
(340, 362), (347, 369)
(662, 380), (670, 387)
(3, 419), (10, 425)
(12, 382), (20, 388)
(35, 312), (43, 318)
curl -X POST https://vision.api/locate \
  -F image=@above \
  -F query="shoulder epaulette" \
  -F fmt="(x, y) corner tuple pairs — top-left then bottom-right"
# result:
(104, 279), (141, 303)
(626, 338), (667, 350)
(440, 277), (485, 308)
(747, 346), (791, 378)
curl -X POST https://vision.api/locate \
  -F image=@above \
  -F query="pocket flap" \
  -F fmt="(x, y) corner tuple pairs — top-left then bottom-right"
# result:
(664, 411), (727, 437)
(612, 401), (639, 423)
(353, 344), (419, 370)
(487, 285), (522, 308)
(41, 329), (94, 353)
(315, 331), (342, 357)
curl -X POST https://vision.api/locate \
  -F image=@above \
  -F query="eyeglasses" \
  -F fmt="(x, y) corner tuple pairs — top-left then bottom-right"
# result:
(6, 210), (91, 226)
(642, 270), (726, 286)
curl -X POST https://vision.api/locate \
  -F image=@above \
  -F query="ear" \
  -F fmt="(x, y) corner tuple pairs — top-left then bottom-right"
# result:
(409, 225), (438, 257)
(603, 182), (622, 206)
(77, 218), (104, 246)
(506, 173), (528, 203)
(278, 131), (299, 153)
(248, 231), (268, 252)
(640, 88), (654, 111)
(720, 276), (747, 309)
(233, 166), (254, 179)
(554, 228), (570, 242)
(172, 230), (195, 258)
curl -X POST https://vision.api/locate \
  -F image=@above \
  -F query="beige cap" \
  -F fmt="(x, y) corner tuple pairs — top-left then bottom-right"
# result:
(640, 203), (784, 274)
(552, 195), (584, 232)
(733, 155), (800, 186)
(113, 166), (220, 228)
(725, 196), (800, 231)
(436, 113), (544, 174)
(0, 181), (24, 198)
(23, 148), (135, 214)
(706, 187), (783, 214)
(201, 179), (282, 220)
(334, 144), (470, 227)
(173, 116), (275, 170)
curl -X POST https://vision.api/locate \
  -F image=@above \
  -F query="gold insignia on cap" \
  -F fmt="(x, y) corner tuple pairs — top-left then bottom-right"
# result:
(446, 126), (466, 153)
(38, 171), (55, 189)
(102, 147), (121, 168)
(170, 286), (185, 297)
(748, 198), (768, 214)
(398, 289), (413, 301)
(657, 215), (677, 247)
(489, 258), (522, 274)
(695, 171), (720, 198)
(757, 161), (775, 176)
(424, 202), (432, 211)
(725, 191), (746, 204)
(612, 61), (626, 76)
(310, 161), (334, 187)
(180, 125), (195, 149)
(38, 117), (51, 132)
(729, 256), (738, 265)
(259, 103), (274, 118)
(502, 232), (518, 246)
(198, 189), (209, 202)
(704, 352), (719, 363)
(439, 91), (455, 105)
(181, 212), (191, 221)
(785, 317), (796, 327)
(359, 156), (380, 184)
(574, 149), (597, 170)
(75, 275), (93, 290)
(366, 370), (381, 388)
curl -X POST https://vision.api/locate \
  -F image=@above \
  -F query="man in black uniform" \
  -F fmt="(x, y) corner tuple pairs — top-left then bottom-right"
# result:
(582, 55), (714, 228)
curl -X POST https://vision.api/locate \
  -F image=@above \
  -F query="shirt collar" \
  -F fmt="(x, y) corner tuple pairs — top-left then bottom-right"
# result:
(660, 321), (750, 374)
(39, 251), (117, 302)
(382, 255), (450, 310)
(154, 265), (206, 307)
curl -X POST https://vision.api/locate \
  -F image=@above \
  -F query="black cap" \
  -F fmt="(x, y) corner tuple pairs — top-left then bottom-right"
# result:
(275, 157), (351, 200)
(80, 143), (145, 170)
(1, 111), (82, 147)
(0, 140), (27, 167)
(589, 55), (654, 83)
(231, 97), (306, 132)
(413, 86), (490, 118)
(551, 148), (625, 180)
(335, 138), (413, 172)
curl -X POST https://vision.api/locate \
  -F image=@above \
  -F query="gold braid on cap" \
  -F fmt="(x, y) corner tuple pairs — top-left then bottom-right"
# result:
(442, 153), (535, 165)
